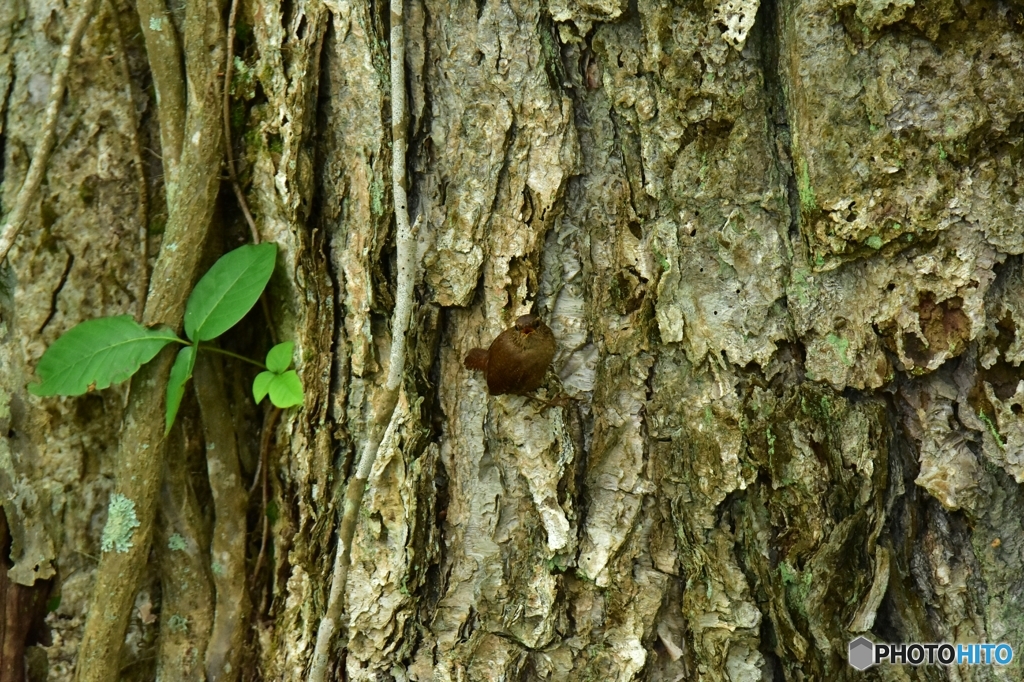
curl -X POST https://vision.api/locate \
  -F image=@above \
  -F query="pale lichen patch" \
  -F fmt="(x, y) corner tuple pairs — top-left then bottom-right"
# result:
(100, 493), (140, 554)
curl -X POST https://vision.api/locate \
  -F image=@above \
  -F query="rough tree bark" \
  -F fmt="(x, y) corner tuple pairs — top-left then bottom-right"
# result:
(1, 0), (1023, 680)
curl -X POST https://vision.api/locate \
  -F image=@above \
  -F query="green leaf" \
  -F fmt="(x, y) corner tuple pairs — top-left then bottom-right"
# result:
(265, 341), (294, 373)
(165, 345), (196, 434)
(183, 242), (277, 342)
(253, 371), (275, 404)
(28, 316), (180, 397)
(268, 370), (303, 408)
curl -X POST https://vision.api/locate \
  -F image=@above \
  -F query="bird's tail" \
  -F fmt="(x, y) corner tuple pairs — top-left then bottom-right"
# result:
(464, 348), (489, 371)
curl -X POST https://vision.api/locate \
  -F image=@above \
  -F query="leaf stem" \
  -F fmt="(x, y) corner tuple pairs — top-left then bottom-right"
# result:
(198, 344), (266, 370)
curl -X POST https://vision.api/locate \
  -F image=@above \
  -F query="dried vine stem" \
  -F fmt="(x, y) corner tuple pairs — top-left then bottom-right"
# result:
(136, 0), (186, 188)
(155, 427), (215, 681)
(221, 0), (283, 603)
(222, 0), (280, 347)
(194, 353), (251, 682)
(0, 0), (99, 265)
(223, 0), (259, 242)
(109, 0), (150, 317)
(250, 405), (281, 590)
(308, 0), (415, 675)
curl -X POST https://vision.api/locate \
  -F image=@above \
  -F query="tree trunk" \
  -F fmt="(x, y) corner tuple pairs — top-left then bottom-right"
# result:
(1, 0), (1023, 679)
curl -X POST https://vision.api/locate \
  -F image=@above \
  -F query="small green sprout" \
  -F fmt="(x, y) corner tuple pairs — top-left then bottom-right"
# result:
(253, 341), (304, 408)
(28, 243), (305, 434)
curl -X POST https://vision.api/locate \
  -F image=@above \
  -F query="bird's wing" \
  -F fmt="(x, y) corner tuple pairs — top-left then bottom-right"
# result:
(464, 348), (489, 371)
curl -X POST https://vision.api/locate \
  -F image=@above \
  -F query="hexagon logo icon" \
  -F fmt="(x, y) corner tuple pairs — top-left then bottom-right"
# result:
(848, 636), (876, 670)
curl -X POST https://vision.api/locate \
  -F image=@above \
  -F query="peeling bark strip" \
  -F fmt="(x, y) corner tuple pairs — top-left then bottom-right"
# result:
(0, 508), (50, 682)
(5, 0), (1024, 679)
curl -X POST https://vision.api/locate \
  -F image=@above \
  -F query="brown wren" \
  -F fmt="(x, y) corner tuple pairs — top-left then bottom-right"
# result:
(464, 314), (556, 396)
